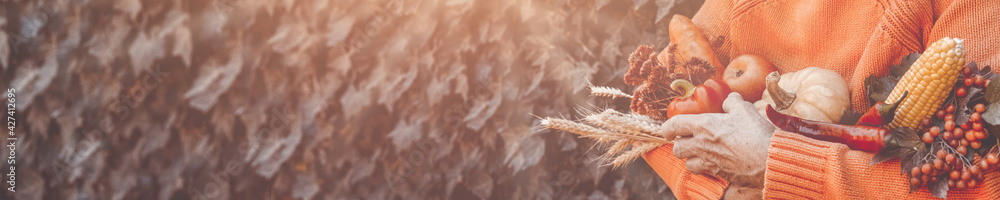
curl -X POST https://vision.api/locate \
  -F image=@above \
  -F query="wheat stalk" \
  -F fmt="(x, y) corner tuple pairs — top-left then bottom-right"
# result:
(585, 109), (660, 138)
(628, 113), (661, 126)
(611, 142), (660, 168)
(590, 86), (633, 99)
(577, 130), (669, 143)
(541, 117), (615, 137)
(542, 117), (669, 143)
(542, 109), (674, 168)
(604, 139), (631, 157)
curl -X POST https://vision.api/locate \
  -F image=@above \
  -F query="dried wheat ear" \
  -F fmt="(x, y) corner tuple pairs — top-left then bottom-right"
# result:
(543, 86), (672, 168)
(589, 86), (633, 99)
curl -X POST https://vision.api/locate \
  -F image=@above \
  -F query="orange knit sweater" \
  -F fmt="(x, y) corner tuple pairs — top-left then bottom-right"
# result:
(642, 0), (1000, 199)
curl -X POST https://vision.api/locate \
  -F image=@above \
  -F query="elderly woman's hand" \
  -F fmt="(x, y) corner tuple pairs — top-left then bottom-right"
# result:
(657, 93), (775, 198)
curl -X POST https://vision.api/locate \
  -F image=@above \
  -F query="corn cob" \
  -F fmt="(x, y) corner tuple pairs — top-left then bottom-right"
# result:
(887, 37), (966, 129)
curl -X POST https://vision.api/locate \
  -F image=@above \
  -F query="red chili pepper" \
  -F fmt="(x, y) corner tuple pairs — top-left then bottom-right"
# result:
(856, 91), (908, 127)
(666, 79), (732, 118)
(766, 105), (891, 152)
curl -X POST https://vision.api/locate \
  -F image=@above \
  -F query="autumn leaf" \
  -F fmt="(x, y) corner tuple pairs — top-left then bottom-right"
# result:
(985, 74), (1000, 126)
(872, 127), (921, 166)
(633, 0), (650, 10)
(987, 76), (1000, 104)
(655, 0), (676, 23)
(840, 109), (863, 125)
(899, 136), (928, 175)
(866, 53), (919, 104)
(870, 147), (905, 166)
(984, 101), (1000, 125)
(928, 173), (949, 198)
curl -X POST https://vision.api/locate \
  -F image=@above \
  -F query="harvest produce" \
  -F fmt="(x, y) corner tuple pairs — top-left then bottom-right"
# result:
(766, 105), (908, 152)
(557, 34), (1000, 198)
(723, 55), (777, 102)
(753, 67), (850, 123)
(921, 103), (991, 147)
(856, 91), (908, 127)
(668, 14), (725, 79)
(897, 62), (999, 194)
(862, 38), (1000, 197)
(626, 14), (730, 121)
(665, 79), (731, 118)
(547, 14), (731, 167)
(626, 45), (720, 120)
(885, 37), (966, 129)
(540, 106), (669, 168)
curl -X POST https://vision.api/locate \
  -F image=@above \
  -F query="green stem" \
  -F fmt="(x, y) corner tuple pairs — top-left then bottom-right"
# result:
(670, 79), (697, 98)
(766, 71), (796, 110)
(879, 91), (908, 117)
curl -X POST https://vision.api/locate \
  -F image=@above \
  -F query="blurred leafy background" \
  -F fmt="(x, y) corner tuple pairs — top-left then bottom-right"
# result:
(0, 0), (704, 199)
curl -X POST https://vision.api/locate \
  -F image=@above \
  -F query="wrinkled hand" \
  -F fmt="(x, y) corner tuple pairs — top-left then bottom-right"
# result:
(658, 93), (775, 197)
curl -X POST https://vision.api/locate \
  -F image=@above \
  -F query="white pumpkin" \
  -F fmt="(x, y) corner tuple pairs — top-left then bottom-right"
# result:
(753, 67), (850, 123)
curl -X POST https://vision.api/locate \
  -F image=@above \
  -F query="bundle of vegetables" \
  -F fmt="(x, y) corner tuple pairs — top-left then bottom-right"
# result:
(541, 14), (746, 166)
(627, 15), (783, 120)
(626, 15), (728, 121)
(859, 37), (1000, 197)
(542, 14), (845, 168)
(542, 13), (997, 198)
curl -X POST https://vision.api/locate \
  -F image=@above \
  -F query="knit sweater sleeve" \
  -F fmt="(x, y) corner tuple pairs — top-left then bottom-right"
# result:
(764, 129), (1000, 199)
(643, 144), (729, 200)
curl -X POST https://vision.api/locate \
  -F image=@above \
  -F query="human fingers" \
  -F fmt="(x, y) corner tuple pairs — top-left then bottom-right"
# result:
(657, 114), (711, 139)
(722, 92), (755, 115)
(674, 138), (723, 175)
(672, 138), (699, 159)
(684, 157), (719, 176)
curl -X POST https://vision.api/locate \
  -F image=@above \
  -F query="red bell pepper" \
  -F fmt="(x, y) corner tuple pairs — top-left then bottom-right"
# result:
(665, 79), (732, 118)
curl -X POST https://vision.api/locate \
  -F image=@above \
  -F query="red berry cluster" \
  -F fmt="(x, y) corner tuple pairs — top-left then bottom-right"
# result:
(908, 149), (1000, 189)
(909, 65), (999, 190)
(921, 104), (990, 152)
(959, 67), (990, 97)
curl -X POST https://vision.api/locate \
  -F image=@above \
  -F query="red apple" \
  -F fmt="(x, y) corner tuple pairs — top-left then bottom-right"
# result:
(723, 55), (777, 102)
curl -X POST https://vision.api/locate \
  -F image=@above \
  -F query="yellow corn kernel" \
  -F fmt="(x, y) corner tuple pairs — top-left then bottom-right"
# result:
(887, 37), (965, 129)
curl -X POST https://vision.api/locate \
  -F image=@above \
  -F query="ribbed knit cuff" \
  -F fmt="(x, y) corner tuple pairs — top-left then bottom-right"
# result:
(763, 130), (834, 199)
(644, 144), (729, 200)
